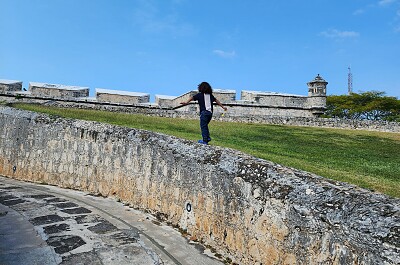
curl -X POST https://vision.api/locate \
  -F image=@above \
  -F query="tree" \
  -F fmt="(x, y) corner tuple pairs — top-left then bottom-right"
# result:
(324, 91), (400, 121)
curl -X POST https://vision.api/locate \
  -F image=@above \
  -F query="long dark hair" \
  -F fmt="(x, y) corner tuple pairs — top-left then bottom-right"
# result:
(198, 82), (212, 94)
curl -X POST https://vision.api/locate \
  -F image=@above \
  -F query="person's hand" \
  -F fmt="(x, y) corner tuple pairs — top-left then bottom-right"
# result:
(223, 107), (227, 111)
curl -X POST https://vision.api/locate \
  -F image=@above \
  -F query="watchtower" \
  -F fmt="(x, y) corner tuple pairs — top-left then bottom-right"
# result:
(307, 74), (327, 97)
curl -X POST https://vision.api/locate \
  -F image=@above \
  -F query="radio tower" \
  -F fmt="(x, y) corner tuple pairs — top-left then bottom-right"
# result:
(348, 66), (353, 95)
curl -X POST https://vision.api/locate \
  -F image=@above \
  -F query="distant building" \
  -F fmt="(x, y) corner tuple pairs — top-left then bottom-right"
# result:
(29, 82), (89, 99)
(0, 79), (23, 94)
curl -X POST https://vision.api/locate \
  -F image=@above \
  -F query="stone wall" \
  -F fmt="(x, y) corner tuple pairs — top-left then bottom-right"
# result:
(240, 91), (309, 107)
(1, 75), (328, 118)
(238, 91), (326, 115)
(96, 91), (150, 105)
(155, 90), (236, 109)
(1, 95), (399, 132)
(0, 80), (23, 94)
(29, 83), (89, 99)
(0, 106), (398, 264)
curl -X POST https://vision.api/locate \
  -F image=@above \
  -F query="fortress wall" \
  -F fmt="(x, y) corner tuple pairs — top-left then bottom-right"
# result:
(155, 95), (177, 108)
(214, 104), (316, 118)
(213, 90), (237, 102)
(1, 94), (399, 132)
(1, 78), (329, 118)
(176, 102), (317, 117)
(29, 86), (89, 99)
(0, 81), (22, 94)
(97, 92), (150, 105)
(156, 90), (236, 108)
(0, 106), (398, 265)
(258, 96), (301, 107)
(239, 91), (324, 110)
(158, 91), (197, 108)
(307, 96), (327, 109)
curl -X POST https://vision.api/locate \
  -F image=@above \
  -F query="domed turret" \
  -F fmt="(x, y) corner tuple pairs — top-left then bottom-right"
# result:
(307, 74), (327, 97)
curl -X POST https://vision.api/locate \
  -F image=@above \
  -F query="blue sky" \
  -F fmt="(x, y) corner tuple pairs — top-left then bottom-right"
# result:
(1, 0), (399, 100)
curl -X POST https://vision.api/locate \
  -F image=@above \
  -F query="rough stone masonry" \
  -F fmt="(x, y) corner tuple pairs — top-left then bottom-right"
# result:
(0, 106), (399, 265)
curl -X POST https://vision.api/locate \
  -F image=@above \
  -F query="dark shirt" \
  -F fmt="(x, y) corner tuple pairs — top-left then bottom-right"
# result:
(193, 93), (216, 113)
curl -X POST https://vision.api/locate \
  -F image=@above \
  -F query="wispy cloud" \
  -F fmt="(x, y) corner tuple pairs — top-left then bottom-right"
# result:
(320, 29), (360, 39)
(353, 8), (365, 15)
(352, 3), (376, 15)
(379, 0), (397, 6)
(213, 49), (236, 59)
(395, 9), (400, 32)
(131, 0), (195, 36)
(354, 1), (400, 32)
(353, 1), (398, 15)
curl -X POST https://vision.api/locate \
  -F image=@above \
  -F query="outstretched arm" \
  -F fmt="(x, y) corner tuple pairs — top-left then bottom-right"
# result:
(215, 98), (227, 111)
(180, 96), (194, 105)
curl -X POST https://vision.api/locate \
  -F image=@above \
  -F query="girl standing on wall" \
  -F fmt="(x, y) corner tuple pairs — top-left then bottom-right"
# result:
(180, 82), (227, 145)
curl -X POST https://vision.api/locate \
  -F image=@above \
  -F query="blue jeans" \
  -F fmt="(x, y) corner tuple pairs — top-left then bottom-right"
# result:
(200, 111), (212, 142)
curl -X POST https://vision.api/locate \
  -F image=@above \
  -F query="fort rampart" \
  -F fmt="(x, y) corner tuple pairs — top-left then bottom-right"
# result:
(1, 94), (399, 133)
(0, 106), (398, 264)
(0, 75), (328, 118)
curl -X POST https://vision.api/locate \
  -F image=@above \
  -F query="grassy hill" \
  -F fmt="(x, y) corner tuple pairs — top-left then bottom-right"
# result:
(10, 103), (400, 198)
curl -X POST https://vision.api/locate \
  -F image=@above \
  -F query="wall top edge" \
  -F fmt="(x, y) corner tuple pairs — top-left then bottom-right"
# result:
(242, 90), (307, 97)
(0, 79), (23, 84)
(96, 88), (149, 97)
(29, 82), (89, 91)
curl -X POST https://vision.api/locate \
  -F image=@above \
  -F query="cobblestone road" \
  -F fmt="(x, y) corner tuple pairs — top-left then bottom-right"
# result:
(0, 176), (223, 265)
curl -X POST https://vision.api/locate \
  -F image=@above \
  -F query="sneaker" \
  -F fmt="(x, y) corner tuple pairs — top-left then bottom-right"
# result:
(198, 140), (208, 145)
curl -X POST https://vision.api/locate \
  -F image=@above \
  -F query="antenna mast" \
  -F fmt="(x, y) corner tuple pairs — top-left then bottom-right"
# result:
(348, 66), (353, 95)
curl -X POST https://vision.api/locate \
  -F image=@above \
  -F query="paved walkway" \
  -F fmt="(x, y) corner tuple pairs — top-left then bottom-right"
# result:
(0, 176), (223, 265)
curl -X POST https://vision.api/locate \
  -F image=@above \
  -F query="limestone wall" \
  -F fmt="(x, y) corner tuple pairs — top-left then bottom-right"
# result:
(240, 91), (308, 107)
(0, 106), (398, 264)
(96, 91), (150, 105)
(2, 95), (398, 132)
(1, 77), (328, 117)
(239, 91), (326, 116)
(29, 83), (89, 99)
(0, 80), (22, 94)
(156, 91), (197, 108)
(156, 90), (236, 109)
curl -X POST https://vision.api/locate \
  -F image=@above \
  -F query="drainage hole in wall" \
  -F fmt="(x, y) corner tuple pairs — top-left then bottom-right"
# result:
(186, 202), (192, 212)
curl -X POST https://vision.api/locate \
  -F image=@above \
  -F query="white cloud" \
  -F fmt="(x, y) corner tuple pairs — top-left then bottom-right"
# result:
(378, 0), (397, 6)
(131, 0), (195, 36)
(320, 29), (360, 39)
(213, 50), (236, 59)
(353, 8), (365, 15)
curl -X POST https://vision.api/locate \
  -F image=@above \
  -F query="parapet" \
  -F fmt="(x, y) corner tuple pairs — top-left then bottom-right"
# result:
(213, 89), (236, 102)
(29, 82), (89, 99)
(0, 79), (23, 94)
(155, 89), (236, 108)
(0, 107), (398, 264)
(96, 88), (150, 105)
(0, 75), (328, 117)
